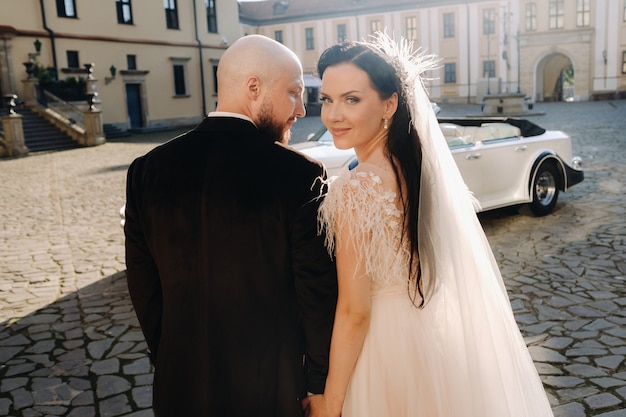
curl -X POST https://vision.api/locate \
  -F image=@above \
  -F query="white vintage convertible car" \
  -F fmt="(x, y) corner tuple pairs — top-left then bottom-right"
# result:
(293, 118), (584, 216)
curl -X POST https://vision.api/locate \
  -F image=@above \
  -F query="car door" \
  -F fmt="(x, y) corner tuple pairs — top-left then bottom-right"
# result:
(465, 136), (528, 210)
(449, 142), (485, 202)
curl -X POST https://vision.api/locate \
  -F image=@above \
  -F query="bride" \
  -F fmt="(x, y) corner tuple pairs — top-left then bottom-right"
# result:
(303, 33), (554, 417)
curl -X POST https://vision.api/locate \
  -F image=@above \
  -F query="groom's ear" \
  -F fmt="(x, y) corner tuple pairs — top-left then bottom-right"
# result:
(245, 75), (262, 100)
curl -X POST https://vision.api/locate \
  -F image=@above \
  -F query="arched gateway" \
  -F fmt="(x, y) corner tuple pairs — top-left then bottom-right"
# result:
(534, 52), (575, 102)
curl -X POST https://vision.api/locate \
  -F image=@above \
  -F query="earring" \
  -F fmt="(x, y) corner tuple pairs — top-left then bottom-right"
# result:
(383, 118), (388, 130)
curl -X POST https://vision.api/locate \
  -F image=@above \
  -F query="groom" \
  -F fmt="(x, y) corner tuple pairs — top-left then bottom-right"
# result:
(124, 35), (337, 416)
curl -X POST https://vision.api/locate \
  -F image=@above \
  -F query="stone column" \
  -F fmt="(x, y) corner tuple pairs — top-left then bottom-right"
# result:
(83, 109), (105, 146)
(21, 78), (38, 107)
(82, 63), (105, 146)
(1, 94), (29, 157)
(0, 30), (17, 98)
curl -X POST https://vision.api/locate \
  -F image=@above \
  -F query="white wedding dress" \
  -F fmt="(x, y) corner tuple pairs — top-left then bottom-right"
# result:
(316, 32), (554, 417)
(318, 160), (554, 417)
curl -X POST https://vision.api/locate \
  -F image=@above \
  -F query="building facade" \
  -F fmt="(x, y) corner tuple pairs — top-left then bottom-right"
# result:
(1, 0), (623, 136)
(0, 0), (239, 131)
(240, 0), (626, 104)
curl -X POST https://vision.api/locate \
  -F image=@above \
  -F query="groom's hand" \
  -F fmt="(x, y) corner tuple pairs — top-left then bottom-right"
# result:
(302, 393), (329, 417)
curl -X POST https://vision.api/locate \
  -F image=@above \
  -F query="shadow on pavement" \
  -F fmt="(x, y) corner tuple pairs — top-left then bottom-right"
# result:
(0, 271), (154, 417)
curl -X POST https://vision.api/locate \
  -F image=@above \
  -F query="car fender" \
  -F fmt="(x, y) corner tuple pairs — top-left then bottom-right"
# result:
(527, 152), (567, 195)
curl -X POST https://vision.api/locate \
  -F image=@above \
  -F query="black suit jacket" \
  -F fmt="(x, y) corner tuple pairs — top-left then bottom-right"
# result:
(124, 117), (337, 417)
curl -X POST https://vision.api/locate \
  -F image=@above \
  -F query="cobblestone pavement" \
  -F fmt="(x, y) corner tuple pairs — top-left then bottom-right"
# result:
(0, 100), (625, 417)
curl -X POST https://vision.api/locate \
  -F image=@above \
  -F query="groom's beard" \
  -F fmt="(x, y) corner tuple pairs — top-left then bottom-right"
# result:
(257, 102), (292, 145)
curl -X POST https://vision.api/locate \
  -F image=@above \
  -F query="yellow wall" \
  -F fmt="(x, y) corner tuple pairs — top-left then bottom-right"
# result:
(1, 0), (240, 130)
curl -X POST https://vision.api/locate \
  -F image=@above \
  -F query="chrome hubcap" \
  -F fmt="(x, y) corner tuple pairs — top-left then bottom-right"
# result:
(535, 172), (557, 206)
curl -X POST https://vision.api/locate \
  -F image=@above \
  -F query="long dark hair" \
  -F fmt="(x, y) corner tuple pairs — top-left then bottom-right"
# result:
(317, 41), (425, 306)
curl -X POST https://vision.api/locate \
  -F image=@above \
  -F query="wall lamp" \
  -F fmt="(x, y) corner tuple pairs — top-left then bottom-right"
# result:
(105, 65), (117, 85)
(602, 49), (607, 65)
(28, 38), (42, 62)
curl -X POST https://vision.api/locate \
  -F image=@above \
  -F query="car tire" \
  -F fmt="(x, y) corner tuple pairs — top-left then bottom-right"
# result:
(529, 161), (560, 216)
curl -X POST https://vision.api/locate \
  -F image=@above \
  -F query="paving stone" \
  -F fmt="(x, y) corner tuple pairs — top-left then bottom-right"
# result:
(527, 346), (569, 363)
(1, 101), (624, 416)
(123, 357), (151, 375)
(1, 377), (28, 393)
(134, 374), (153, 386)
(556, 387), (600, 402)
(17, 314), (61, 326)
(58, 348), (86, 362)
(606, 327), (626, 338)
(595, 355), (625, 371)
(0, 346), (24, 363)
(584, 318), (618, 331)
(91, 358), (120, 375)
(32, 405), (68, 415)
(590, 377), (626, 389)
(535, 362), (564, 375)
(574, 339), (608, 349)
(567, 305), (606, 318)
(106, 341), (134, 358)
(0, 333), (31, 346)
(63, 340), (84, 350)
(543, 376), (585, 388)
(594, 410), (626, 417)
(565, 364), (608, 378)
(541, 337), (574, 350)
(125, 410), (155, 417)
(131, 386), (152, 408)
(515, 314), (538, 325)
(66, 406), (96, 417)
(563, 320), (592, 331)
(536, 305), (574, 320)
(565, 347), (608, 357)
(98, 393), (132, 416)
(21, 408), (44, 417)
(589, 300), (620, 313)
(608, 316), (626, 325)
(25, 339), (56, 354)
(569, 330), (600, 339)
(584, 392), (622, 410)
(96, 375), (131, 399)
(119, 331), (145, 342)
(87, 339), (113, 360)
(11, 387), (34, 409)
(612, 347), (626, 355)
(551, 402), (586, 417)
(5, 362), (37, 377)
(0, 398), (11, 416)
(599, 335), (625, 347)
(72, 391), (94, 406)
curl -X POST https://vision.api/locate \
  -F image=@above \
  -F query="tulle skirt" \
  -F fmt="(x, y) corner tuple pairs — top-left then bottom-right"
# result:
(342, 283), (554, 417)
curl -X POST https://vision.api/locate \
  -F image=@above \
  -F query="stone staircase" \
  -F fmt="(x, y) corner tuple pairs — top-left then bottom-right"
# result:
(103, 123), (131, 139)
(0, 107), (80, 152)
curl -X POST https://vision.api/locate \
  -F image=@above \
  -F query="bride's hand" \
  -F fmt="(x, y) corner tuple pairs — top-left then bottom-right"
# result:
(302, 394), (336, 417)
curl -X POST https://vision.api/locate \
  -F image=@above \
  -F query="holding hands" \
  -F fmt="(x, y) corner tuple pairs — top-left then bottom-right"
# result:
(302, 394), (341, 417)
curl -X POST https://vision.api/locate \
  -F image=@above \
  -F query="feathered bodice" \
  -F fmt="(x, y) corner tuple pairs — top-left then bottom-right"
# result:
(318, 163), (413, 294)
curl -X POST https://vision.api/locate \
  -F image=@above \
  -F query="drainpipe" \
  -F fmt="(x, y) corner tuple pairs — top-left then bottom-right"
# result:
(192, 0), (207, 116)
(39, 0), (59, 80)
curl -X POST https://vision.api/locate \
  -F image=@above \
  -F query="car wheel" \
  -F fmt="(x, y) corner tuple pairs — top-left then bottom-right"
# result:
(529, 161), (559, 216)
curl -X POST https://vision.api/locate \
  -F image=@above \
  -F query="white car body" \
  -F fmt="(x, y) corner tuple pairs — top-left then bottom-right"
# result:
(293, 118), (584, 216)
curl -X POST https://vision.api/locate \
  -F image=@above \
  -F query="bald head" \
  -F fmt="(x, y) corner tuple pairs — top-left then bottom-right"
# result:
(216, 35), (303, 115)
